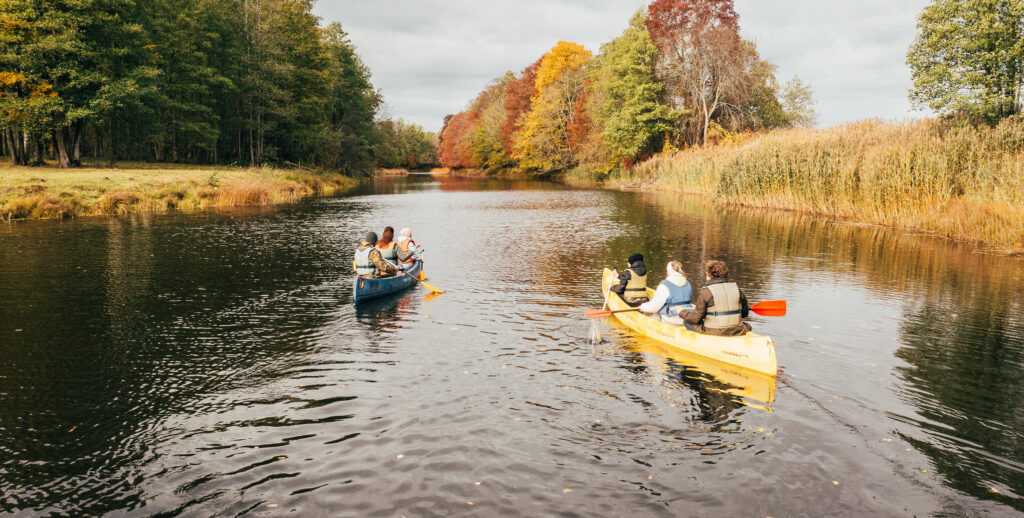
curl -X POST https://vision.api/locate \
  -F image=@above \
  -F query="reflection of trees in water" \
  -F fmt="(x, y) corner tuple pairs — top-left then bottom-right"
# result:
(600, 189), (1024, 508)
(0, 211), (355, 515)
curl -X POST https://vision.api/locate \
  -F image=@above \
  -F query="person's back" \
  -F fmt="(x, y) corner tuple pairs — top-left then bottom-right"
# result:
(353, 231), (397, 278)
(377, 226), (399, 263)
(610, 253), (650, 307)
(639, 261), (692, 324)
(394, 227), (418, 269)
(679, 260), (751, 336)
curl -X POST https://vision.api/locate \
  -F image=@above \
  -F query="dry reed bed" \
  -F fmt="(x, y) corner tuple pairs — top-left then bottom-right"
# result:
(623, 118), (1024, 253)
(0, 164), (359, 220)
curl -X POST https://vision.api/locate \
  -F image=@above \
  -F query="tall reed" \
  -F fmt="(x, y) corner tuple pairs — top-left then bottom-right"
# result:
(625, 118), (1024, 253)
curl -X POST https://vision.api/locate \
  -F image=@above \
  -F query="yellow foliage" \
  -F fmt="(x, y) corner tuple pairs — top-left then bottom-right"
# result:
(534, 41), (591, 91)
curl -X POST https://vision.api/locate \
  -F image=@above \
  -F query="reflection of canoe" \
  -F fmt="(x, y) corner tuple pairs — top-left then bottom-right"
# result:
(607, 318), (776, 405)
(353, 261), (423, 303)
(602, 268), (778, 376)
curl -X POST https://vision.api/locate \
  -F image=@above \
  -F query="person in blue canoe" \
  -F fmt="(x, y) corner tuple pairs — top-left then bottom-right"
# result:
(639, 260), (693, 325)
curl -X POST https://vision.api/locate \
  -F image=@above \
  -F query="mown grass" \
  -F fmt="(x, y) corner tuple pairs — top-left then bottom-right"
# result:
(0, 162), (359, 220)
(617, 117), (1024, 254)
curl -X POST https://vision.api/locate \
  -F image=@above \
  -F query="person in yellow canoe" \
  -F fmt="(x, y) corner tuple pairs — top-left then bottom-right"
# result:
(638, 261), (693, 325)
(678, 260), (752, 336)
(353, 231), (398, 278)
(609, 253), (650, 307)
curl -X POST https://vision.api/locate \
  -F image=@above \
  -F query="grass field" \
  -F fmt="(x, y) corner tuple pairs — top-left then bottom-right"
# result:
(0, 162), (359, 220)
(608, 117), (1024, 254)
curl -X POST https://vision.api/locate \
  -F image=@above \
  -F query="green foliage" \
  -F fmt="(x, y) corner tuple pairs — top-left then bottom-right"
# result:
(589, 10), (679, 166)
(374, 118), (437, 169)
(0, 0), (383, 172)
(908, 0), (1024, 121)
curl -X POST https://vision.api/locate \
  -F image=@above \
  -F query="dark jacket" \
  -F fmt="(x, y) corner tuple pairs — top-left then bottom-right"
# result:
(679, 277), (751, 336)
(610, 260), (650, 307)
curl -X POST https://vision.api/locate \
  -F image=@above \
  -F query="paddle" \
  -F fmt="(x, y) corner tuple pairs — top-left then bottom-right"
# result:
(582, 300), (786, 319)
(382, 258), (443, 294)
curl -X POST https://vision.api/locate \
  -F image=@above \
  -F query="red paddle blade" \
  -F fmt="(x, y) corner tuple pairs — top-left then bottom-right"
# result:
(751, 300), (786, 312)
(582, 309), (613, 319)
(751, 307), (786, 317)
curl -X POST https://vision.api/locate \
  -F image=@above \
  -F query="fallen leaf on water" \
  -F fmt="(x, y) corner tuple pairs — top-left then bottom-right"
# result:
(832, 481), (839, 485)
(14, 329), (23, 332)
(466, 501), (474, 506)
(648, 475), (653, 480)
(278, 456), (287, 460)
(267, 504), (278, 508)
(450, 327), (459, 331)
(563, 488), (571, 493)
(474, 481), (481, 485)
(989, 488), (1000, 494)
(396, 454), (404, 459)
(68, 427), (76, 433)
(922, 469), (928, 473)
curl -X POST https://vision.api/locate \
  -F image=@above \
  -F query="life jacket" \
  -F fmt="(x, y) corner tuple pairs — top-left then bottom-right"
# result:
(623, 267), (648, 297)
(378, 241), (398, 262)
(659, 279), (693, 318)
(397, 239), (417, 264)
(354, 246), (378, 277)
(704, 282), (742, 329)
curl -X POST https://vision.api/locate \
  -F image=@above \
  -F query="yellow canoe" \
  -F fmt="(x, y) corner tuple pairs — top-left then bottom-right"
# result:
(601, 268), (778, 376)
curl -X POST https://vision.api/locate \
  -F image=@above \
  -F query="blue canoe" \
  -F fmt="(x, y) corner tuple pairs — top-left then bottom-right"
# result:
(352, 260), (423, 303)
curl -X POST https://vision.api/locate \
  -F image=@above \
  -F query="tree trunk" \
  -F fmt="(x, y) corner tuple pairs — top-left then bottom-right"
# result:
(71, 120), (84, 166)
(29, 134), (46, 166)
(54, 128), (74, 168)
(5, 130), (24, 165)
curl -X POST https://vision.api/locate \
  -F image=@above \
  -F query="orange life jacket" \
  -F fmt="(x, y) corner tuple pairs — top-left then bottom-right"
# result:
(397, 239), (417, 263)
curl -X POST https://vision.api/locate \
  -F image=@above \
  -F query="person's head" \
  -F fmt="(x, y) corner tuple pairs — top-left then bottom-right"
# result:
(667, 260), (684, 278)
(399, 228), (412, 239)
(627, 253), (644, 266)
(377, 226), (395, 247)
(705, 260), (728, 280)
(363, 231), (378, 245)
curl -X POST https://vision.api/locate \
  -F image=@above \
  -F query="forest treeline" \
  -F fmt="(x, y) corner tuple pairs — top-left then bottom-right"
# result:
(0, 0), (436, 171)
(437, 1), (817, 175)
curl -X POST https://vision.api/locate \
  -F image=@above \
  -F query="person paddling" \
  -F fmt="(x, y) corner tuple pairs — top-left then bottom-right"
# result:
(639, 261), (692, 325)
(678, 260), (752, 336)
(394, 227), (420, 270)
(353, 231), (397, 278)
(609, 253), (650, 307)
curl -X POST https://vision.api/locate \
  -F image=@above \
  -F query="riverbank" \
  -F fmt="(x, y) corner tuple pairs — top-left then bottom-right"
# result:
(0, 163), (360, 220)
(563, 118), (1024, 255)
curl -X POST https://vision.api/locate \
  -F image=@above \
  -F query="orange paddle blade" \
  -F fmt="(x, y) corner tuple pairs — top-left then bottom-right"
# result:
(751, 307), (786, 317)
(751, 300), (786, 312)
(582, 309), (614, 319)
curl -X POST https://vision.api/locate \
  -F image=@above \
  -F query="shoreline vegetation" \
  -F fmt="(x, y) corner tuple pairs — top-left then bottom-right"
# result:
(0, 163), (358, 221)
(596, 117), (1024, 255)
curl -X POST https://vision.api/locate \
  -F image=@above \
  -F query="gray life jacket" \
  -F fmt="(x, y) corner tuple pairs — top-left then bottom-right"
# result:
(355, 246), (378, 277)
(378, 242), (398, 262)
(704, 282), (742, 329)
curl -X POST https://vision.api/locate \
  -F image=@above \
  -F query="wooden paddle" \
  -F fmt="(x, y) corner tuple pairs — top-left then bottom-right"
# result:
(583, 300), (786, 319)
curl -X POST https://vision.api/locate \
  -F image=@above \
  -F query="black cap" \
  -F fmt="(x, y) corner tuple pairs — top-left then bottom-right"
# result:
(628, 253), (644, 264)
(364, 231), (378, 244)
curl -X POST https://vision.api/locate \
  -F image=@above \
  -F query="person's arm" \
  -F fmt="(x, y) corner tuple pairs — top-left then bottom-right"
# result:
(353, 258), (358, 273)
(680, 288), (710, 325)
(396, 245), (416, 262)
(610, 270), (630, 295)
(739, 288), (750, 318)
(639, 284), (669, 313)
(371, 249), (397, 274)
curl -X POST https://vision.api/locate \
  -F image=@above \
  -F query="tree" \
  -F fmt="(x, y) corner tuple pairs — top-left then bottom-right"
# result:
(646, 0), (753, 145)
(499, 58), (542, 157)
(779, 77), (818, 128)
(590, 10), (679, 167)
(907, 0), (1024, 121)
(513, 41), (591, 170)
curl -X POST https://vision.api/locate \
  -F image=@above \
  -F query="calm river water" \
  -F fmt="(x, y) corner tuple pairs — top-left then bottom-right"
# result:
(2, 175), (1022, 516)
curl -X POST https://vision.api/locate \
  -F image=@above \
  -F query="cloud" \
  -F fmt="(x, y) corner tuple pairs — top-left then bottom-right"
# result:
(314, 0), (932, 130)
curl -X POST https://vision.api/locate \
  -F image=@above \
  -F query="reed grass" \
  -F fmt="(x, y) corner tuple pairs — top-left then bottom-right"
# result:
(621, 117), (1024, 253)
(0, 162), (359, 220)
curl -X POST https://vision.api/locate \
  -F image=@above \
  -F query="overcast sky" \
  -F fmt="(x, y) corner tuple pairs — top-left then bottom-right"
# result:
(313, 0), (932, 132)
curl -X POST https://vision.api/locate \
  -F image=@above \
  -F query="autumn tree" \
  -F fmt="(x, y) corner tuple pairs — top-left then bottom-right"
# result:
(499, 59), (542, 157)
(646, 0), (753, 145)
(908, 0), (1024, 121)
(513, 41), (592, 171)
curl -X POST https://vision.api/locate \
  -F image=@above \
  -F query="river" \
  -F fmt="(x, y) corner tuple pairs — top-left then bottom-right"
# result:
(2, 175), (1022, 516)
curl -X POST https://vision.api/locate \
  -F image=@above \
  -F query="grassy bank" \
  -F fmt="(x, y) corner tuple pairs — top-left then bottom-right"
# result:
(0, 162), (359, 220)
(587, 117), (1024, 254)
